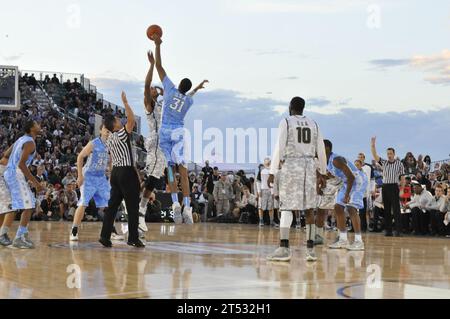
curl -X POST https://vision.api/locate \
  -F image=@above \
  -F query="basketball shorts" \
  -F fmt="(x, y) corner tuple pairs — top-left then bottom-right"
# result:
(0, 165), (13, 214)
(4, 168), (35, 210)
(78, 175), (111, 208)
(159, 125), (187, 167)
(316, 178), (342, 210)
(336, 180), (366, 210)
(279, 157), (317, 211)
(258, 189), (273, 211)
(145, 138), (167, 178)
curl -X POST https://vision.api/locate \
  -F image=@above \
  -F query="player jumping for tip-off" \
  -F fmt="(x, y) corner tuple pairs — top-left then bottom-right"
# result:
(152, 33), (208, 224)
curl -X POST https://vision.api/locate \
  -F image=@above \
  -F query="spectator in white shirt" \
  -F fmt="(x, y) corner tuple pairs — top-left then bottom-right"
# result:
(429, 184), (447, 236)
(405, 180), (433, 235)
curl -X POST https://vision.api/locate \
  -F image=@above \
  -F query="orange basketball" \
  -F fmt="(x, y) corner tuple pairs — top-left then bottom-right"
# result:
(146, 25), (163, 40)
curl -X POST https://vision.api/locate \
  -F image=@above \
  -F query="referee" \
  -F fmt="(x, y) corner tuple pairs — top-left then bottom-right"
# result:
(371, 137), (405, 237)
(99, 91), (144, 248)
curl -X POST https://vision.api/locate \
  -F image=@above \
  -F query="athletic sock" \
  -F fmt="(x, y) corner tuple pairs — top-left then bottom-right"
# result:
(171, 193), (178, 204)
(315, 226), (324, 238)
(339, 231), (348, 241)
(183, 196), (190, 207)
(269, 215), (274, 224)
(139, 196), (150, 214)
(16, 225), (28, 239)
(355, 233), (362, 242)
(306, 224), (316, 241)
(0, 226), (9, 236)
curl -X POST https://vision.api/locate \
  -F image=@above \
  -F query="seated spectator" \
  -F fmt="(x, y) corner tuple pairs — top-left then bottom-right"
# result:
(370, 186), (384, 232)
(405, 180), (433, 236)
(40, 190), (60, 220)
(403, 152), (418, 175)
(146, 192), (163, 222)
(399, 176), (412, 233)
(59, 183), (78, 220)
(234, 186), (258, 224)
(429, 184), (447, 236)
(48, 167), (62, 185)
(61, 171), (76, 186)
(190, 184), (203, 215)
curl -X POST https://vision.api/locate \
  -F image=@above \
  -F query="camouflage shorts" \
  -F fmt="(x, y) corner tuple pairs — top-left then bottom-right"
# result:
(0, 165), (13, 215)
(145, 143), (167, 178)
(317, 178), (343, 210)
(279, 158), (317, 211)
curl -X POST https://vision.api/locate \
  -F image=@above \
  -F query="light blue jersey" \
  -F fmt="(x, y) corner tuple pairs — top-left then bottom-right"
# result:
(6, 135), (35, 170)
(161, 76), (193, 128)
(78, 138), (111, 208)
(327, 152), (368, 209)
(4, 135), (36, 210)
(83, 138), (109, 176)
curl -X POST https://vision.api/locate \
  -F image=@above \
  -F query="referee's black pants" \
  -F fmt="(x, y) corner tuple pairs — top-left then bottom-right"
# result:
(101, 167), (140, 242)
(381, 183), (401, 233)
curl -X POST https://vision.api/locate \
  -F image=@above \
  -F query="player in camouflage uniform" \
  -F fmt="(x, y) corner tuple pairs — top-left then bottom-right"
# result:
(266, 97), (327, 262)
(138, 51), (167, 237)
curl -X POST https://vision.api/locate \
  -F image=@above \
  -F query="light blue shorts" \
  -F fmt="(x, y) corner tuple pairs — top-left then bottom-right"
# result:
(78, 175), (110, 208)
(4, 168), (35, 210)
(336, 182), (366, 210)
(159, 125), (186, 166)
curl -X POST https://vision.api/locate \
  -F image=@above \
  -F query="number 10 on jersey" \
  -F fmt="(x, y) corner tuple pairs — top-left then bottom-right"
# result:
(297, 127), (311, 144)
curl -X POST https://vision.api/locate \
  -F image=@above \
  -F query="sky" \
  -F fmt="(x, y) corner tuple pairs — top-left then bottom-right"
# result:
(1, 0), (449, 165)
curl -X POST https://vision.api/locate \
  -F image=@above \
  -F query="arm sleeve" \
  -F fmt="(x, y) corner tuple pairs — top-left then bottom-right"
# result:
(409, 196), (419, 208)
(270, 119), (287, 175)
(316, 126), (327, 175)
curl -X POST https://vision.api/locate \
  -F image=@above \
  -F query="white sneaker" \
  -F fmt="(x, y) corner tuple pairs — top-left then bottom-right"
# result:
(182, 206), (194, 225)
(111, 233), (125, 241)
(346, 241), (365, 251)
(305, 248), (318, 262)
(70, 233), (79, 241)
(266, 247), (292, 262)
(328, 238), (349, 249)
(172, 202), (183, 224)
(138, 213), (148, 232)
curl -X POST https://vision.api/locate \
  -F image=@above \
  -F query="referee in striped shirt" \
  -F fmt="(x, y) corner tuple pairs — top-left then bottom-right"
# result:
(371, 137), (405, 237)
(99, 91), (144, 248)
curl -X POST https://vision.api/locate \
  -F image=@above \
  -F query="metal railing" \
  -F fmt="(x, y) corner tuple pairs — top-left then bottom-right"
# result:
(21, 70), (85, 88)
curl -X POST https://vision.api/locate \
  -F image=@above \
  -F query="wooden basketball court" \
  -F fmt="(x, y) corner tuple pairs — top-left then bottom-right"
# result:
(1, 222), (450, 299)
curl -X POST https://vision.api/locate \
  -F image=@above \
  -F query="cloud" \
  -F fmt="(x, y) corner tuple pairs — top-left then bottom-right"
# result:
(369, 49), (450, 85)
(234, 0), (367, 14)
(308, 97), (331, 107)
(90, 78), (450, 163)
(280, 76), (299, 80)
(368, 59), (409, 68)
(1, 53), (23, 62)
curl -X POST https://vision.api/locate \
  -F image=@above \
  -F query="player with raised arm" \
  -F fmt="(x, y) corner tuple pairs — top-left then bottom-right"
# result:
(152, 33), (208, 224)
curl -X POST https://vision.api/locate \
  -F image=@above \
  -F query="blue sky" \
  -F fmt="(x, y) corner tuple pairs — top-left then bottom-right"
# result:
(1, 0), (449, 163)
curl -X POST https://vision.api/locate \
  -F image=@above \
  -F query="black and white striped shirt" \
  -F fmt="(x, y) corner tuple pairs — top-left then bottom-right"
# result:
(379, 158), (405, 184)
(106, 127), (134, 167)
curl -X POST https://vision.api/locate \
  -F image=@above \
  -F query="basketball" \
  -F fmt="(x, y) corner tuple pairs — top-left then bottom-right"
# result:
(146, 24), (163, 40)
